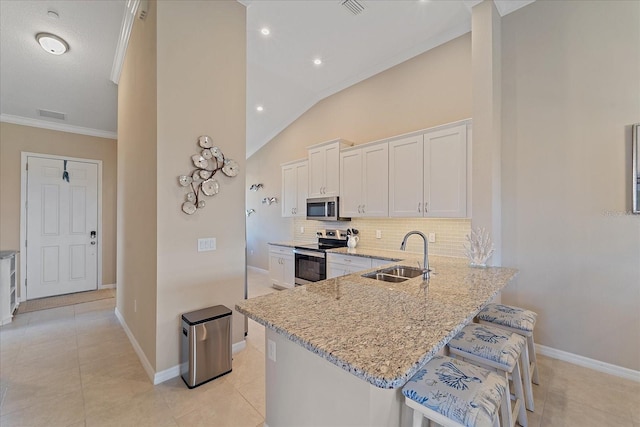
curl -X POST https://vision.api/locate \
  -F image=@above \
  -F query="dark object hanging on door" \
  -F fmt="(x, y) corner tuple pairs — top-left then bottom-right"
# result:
(62, 160), (70, 182)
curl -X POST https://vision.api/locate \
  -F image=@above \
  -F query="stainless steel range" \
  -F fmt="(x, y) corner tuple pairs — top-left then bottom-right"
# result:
(293, 229), (348, 285)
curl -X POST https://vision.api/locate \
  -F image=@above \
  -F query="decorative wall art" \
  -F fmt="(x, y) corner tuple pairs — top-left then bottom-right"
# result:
(262, 197), (278, 205)
(177, 135), (239, 215)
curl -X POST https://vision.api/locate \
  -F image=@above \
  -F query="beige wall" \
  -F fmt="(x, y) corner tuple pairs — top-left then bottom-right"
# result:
(0, 123), (117, 291)
(116, 0), (158, 368)
(247, 34), (472, 270)
(500, 0), (640, 370)
(155, 0), (246, 372)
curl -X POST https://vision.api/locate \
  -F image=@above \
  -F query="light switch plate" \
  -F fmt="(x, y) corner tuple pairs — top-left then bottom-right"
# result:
(428, 232), (436, 243)
(376, 230), (382, 239)
(197, 237), (216, 252)
(267, 339), (276, 362)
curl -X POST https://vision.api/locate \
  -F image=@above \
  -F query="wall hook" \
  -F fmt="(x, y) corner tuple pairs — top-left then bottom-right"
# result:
(246, 209), (256, 217)
(249, 183), (264, 191)
(262, 197), (277, 205)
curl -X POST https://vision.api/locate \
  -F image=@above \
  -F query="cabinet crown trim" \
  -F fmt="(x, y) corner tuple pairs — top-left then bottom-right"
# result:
(307, 138), (354, 150)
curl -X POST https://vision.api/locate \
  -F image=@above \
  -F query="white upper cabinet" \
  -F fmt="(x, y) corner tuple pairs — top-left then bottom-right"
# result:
(389, 134), (425, 217)
(282, 160), (308, 217)
(389, 123), (468, 218)
(423, 125), (467, 217)
(308, 139), (351, 197)
(340, 142), (388, 217)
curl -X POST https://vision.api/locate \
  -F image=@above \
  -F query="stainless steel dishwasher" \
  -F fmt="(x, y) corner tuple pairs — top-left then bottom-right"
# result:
(180, 305), (232, 388)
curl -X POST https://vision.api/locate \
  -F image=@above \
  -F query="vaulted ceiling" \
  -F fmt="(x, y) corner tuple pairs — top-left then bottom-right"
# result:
(0, 0), (534, 155)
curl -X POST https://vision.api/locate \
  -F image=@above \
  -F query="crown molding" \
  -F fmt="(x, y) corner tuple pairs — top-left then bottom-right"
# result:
(110, 0), (141, 84)
(1, 114), (117, 140)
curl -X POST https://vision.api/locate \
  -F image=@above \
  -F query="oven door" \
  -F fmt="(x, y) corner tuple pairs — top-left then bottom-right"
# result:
(293, 249), (326, 285)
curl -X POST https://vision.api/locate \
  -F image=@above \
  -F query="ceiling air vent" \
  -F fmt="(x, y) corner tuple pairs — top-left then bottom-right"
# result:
(341, 0), (365, 15)
(38, 109), (66, 120)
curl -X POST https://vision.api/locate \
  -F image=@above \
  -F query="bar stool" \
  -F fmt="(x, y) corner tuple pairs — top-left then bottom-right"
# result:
(476, 304), (539, 386)
(447, 324), (528, 427)
(402, 355), (508, 427)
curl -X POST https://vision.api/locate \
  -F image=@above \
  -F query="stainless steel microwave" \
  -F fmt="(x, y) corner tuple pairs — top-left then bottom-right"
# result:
(306, 196), (350, 221)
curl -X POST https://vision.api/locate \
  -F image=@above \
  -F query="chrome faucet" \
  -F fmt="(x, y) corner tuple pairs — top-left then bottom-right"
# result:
(400, 231), (430, 279)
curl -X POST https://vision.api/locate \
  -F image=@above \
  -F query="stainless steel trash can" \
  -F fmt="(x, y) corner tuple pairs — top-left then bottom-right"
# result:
(180, 305), (232, 388)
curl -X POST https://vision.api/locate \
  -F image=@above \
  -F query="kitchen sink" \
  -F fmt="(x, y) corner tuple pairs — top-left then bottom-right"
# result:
(361, 265), (430, 282)
(362, 272), (408, 283)
(380, 266), (425, 279)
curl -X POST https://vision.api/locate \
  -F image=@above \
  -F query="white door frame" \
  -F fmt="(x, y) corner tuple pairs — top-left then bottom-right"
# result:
(19, 152), (103, 302)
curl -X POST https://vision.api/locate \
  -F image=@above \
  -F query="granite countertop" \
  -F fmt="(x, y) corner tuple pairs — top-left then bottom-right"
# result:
(327, 246), (415, 261)
(236, 256), (518, 389)
(267, 241), (298, 248)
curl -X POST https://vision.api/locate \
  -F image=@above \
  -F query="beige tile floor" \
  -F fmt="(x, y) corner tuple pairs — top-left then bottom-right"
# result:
(1, 268), (638, 427)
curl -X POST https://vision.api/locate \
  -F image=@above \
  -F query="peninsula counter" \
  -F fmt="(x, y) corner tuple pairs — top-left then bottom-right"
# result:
(237, 255), (518, 427)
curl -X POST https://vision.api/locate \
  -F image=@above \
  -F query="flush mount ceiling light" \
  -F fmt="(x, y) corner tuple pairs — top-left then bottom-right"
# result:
(313, 58), (323, 66)
(256, 105), (264, 112)
(260, 27), (270, 36)
(36, 33), (69, 55)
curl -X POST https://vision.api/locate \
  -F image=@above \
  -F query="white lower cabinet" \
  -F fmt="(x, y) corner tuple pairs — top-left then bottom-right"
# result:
(327, 254), (372, 279)
(327, 254), (399, 279)
(371, 258), (393, 268)
(268, 245), (294, 289)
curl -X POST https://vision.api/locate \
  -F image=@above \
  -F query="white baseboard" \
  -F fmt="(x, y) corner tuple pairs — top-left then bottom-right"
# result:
(154, 364), (181, 385)
(152, 340), (248, 384)
(100, 283), (116, 290)
(247, 265), (268, 275)
(112, 316), (250, 386)
(536, 343), (640, 383)
(232, 340), (247, 353)
(114, 307), (156, 384)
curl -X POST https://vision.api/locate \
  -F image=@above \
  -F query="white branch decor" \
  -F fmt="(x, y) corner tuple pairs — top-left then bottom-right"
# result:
(464, 227), (495, 267)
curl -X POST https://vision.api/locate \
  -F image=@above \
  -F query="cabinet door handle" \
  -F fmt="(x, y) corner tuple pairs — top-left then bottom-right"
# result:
(418, 202), (422, 213)
(424, 202), (428, 213)
(362, 204), (365, 213)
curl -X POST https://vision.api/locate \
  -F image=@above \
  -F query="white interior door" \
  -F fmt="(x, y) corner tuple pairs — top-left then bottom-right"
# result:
(26, 156), (98, 299)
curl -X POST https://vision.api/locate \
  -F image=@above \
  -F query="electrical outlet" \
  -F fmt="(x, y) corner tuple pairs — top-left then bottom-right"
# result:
(428, 232), (436, 243)
(300, 226), (305, 234)
(376, 230), (382, 239)
(267, 339), (276, 362)
(198, 237), (216, 252)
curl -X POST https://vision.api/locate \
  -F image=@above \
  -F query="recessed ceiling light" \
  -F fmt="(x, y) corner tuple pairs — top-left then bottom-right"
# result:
(256, 105), (264, 112)
(260, 27), (270, 36)
(313, 58), (323, 66)
(36, 32), (69, 55)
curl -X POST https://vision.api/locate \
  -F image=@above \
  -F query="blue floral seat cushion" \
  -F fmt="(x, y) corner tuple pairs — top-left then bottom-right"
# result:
(477, 303), (537, 333)
(448, 324), (525, 369)
(402, 355), (506, 427)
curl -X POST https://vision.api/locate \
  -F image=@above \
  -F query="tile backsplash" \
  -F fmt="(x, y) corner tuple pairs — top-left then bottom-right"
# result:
(293, 217), (471, 258)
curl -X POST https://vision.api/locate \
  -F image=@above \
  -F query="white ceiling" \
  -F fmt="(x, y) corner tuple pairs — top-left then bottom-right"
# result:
(0, 0), (124, 138)
(0, 0), (533, 152)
